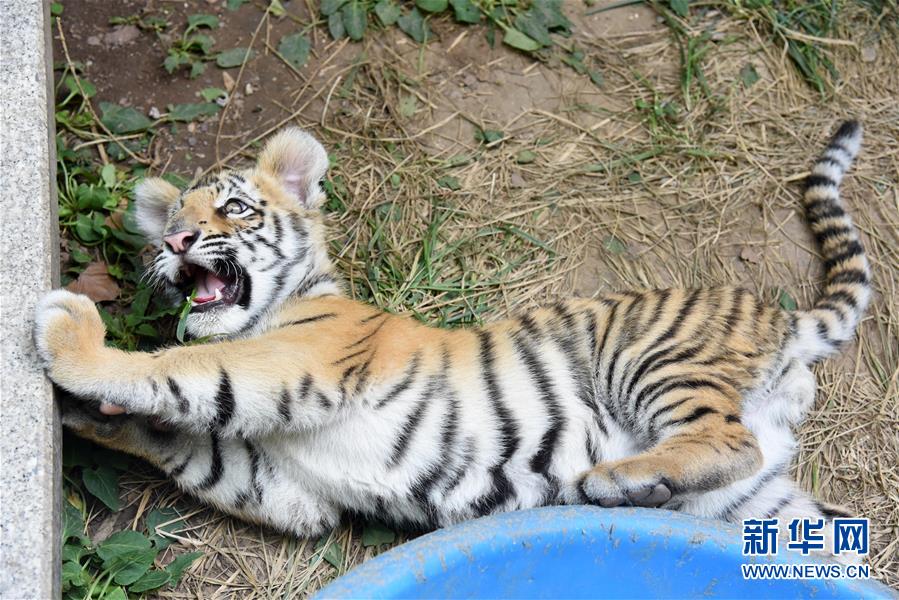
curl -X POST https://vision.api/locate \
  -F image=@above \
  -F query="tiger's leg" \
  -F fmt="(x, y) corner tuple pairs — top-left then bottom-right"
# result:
(579, 387), (762, 507)
(60, 395), (198, 475)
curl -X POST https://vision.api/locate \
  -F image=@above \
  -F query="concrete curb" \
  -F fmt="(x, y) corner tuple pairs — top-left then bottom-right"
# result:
(0, 1), (61, 597)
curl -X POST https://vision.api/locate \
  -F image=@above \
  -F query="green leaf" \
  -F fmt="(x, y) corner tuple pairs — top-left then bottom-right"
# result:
(100, 163), (117, 188)
(669, 0), (689, 17)
(341, 2), (367, 41)
(278, 33), (311, 69)
(163, 54), (185, 74)
(164, 551), (203, 583)
(104, 588), (127, 600)
(778, 289), (798, 311)
(146, 507), (185, 549)
(397, 95), (417, 118)
(416, 0), (448, 12)
(61, 561), (86, 590)
(227, 0), (247, 9)
(328, 12), (346, 39)
(216, 47), (255, 68)
(176, 290), (195, 343)
(167, 102), (221, 122)
(627, 171), (642, 183)
(189, 61), (207, 79)
(514, 11), (551, 47)
(397, 8), (429, 44)
(449, 0), (479, 24)
(135, 323), (158, 338)
(361, 522), (396, 547)
(62, 502), (87, 544)
(314, 536), (344, 569)
(268, 0), (286, 17)
(186, 13), (219, 32)
(437, 176), (460, 190)
(200, 87), (227, 102)
(740, 63), (760, 87)
(474, 128), (503, 144)
(502, 28), (541, 52)
(99, 102), (153, 134)
(129, 570), (171, 593)
(588, 69), (603, 88)
(374, 0), (401, 25)
(604, 235), (627, 254)
(64, 75), (97, 98)
(189, 34), (216, 54)
(113, 548), (158, 586)
(516, 150), (536, 164)
(97, 530), (153, 567)
(50, 2), (63, 16)
(321, 0), (348, 15)
(82, 466), (120, 511)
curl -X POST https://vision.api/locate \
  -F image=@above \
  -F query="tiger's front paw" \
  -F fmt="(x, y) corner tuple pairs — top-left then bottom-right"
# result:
(579, 462), (672, 508)
(34, 289), (106, 372)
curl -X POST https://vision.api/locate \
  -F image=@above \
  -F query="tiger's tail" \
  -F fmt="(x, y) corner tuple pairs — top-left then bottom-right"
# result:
(790, 120), (872, 363)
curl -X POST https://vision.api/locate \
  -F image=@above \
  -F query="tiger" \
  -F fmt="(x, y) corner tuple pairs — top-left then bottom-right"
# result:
(35, 121), (870, 550)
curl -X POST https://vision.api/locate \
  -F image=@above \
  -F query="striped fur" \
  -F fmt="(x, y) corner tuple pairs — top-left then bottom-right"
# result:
(35, 123), (869, 554)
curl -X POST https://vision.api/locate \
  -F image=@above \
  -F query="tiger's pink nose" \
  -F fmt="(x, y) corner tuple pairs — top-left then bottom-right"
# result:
(163, 230), (197, 254)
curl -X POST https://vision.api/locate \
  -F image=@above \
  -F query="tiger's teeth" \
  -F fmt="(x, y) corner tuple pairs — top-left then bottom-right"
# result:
(214, 288), (223, 302)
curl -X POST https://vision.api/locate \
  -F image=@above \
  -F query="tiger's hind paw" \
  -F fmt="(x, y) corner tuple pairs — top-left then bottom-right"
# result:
(579, 464), (672, 508)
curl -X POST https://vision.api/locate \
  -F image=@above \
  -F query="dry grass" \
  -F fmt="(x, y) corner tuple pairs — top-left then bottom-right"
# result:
(73, 3), (898, 596)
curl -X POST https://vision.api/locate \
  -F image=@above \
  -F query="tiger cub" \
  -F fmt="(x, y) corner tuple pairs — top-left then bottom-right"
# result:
(36, 122), (870, 542)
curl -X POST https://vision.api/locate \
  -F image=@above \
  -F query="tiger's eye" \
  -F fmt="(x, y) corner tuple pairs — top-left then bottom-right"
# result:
(223, 199), (247, 215)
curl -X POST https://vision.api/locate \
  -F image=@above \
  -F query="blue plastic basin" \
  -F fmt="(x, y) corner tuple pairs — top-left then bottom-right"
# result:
(316, 506), (894, 599)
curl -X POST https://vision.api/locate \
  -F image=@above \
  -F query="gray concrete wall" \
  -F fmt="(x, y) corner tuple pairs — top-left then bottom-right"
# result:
(0, 0), (61, 598)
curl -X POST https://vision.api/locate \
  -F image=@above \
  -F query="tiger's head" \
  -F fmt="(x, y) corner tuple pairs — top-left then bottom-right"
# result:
(134, 128), (339, 338)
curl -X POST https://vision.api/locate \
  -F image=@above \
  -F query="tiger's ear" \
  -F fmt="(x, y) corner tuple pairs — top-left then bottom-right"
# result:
(133, 177), (180, 246)
(256, 127), (328, 209)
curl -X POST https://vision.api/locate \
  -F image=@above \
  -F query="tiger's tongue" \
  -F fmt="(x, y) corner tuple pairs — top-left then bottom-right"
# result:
(194, 271), (227, 303)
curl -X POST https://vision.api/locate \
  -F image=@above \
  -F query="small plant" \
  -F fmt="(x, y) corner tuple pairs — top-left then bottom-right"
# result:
(62, 437), (202, 599)
(164, 13), (220, 78)
(317, 0), (603, 89)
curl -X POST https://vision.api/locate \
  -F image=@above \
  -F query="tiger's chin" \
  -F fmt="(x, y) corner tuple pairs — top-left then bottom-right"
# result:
(185, 304), (255, 339)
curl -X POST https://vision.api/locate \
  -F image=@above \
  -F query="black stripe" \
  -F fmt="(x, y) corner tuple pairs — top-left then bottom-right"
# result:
(828, 269), (869, 285)
(763, 492), (794, 519)
(213, 370), (235, 431)
(332, 348), (367, 366)
(196, 434), (224, 490)
(823, 240), (865, 273)
(804, 174), (837, 190)
(278, 388), (292, 423)
(512, 333), (564, 482)
(473, 330), (520, 513)
(360, 312), (385, 324)
(279, 313), (337, 328)
(647, 397), (689, 428)
(625, 290), (700, 402)
(719, 465), (784, 521)
(168, 377), (189, 414)
(660, 405), (718, 429)
(813, 225), (853, 246)
(636, 377), (731, 418)
(443, 437), (475, 494)
(388, 398), (429, 466)
(168, 452), (193, 478)
(819, 290), (858, 310)
(294, 272), (333, 297)
(410, 347), (457, 507)
(245, 440), (264, 504)
(375, 352), (421, 409)
(810, 205), (847, 221)
(345, 316), (388, 349)
(296, 373), (313, 400)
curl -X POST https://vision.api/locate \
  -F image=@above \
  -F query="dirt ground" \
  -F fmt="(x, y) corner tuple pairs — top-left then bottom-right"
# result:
(56, 0), (898, 596)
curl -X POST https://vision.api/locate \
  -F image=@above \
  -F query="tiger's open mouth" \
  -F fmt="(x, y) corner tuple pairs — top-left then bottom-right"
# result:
(177, 263), (244, 312)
